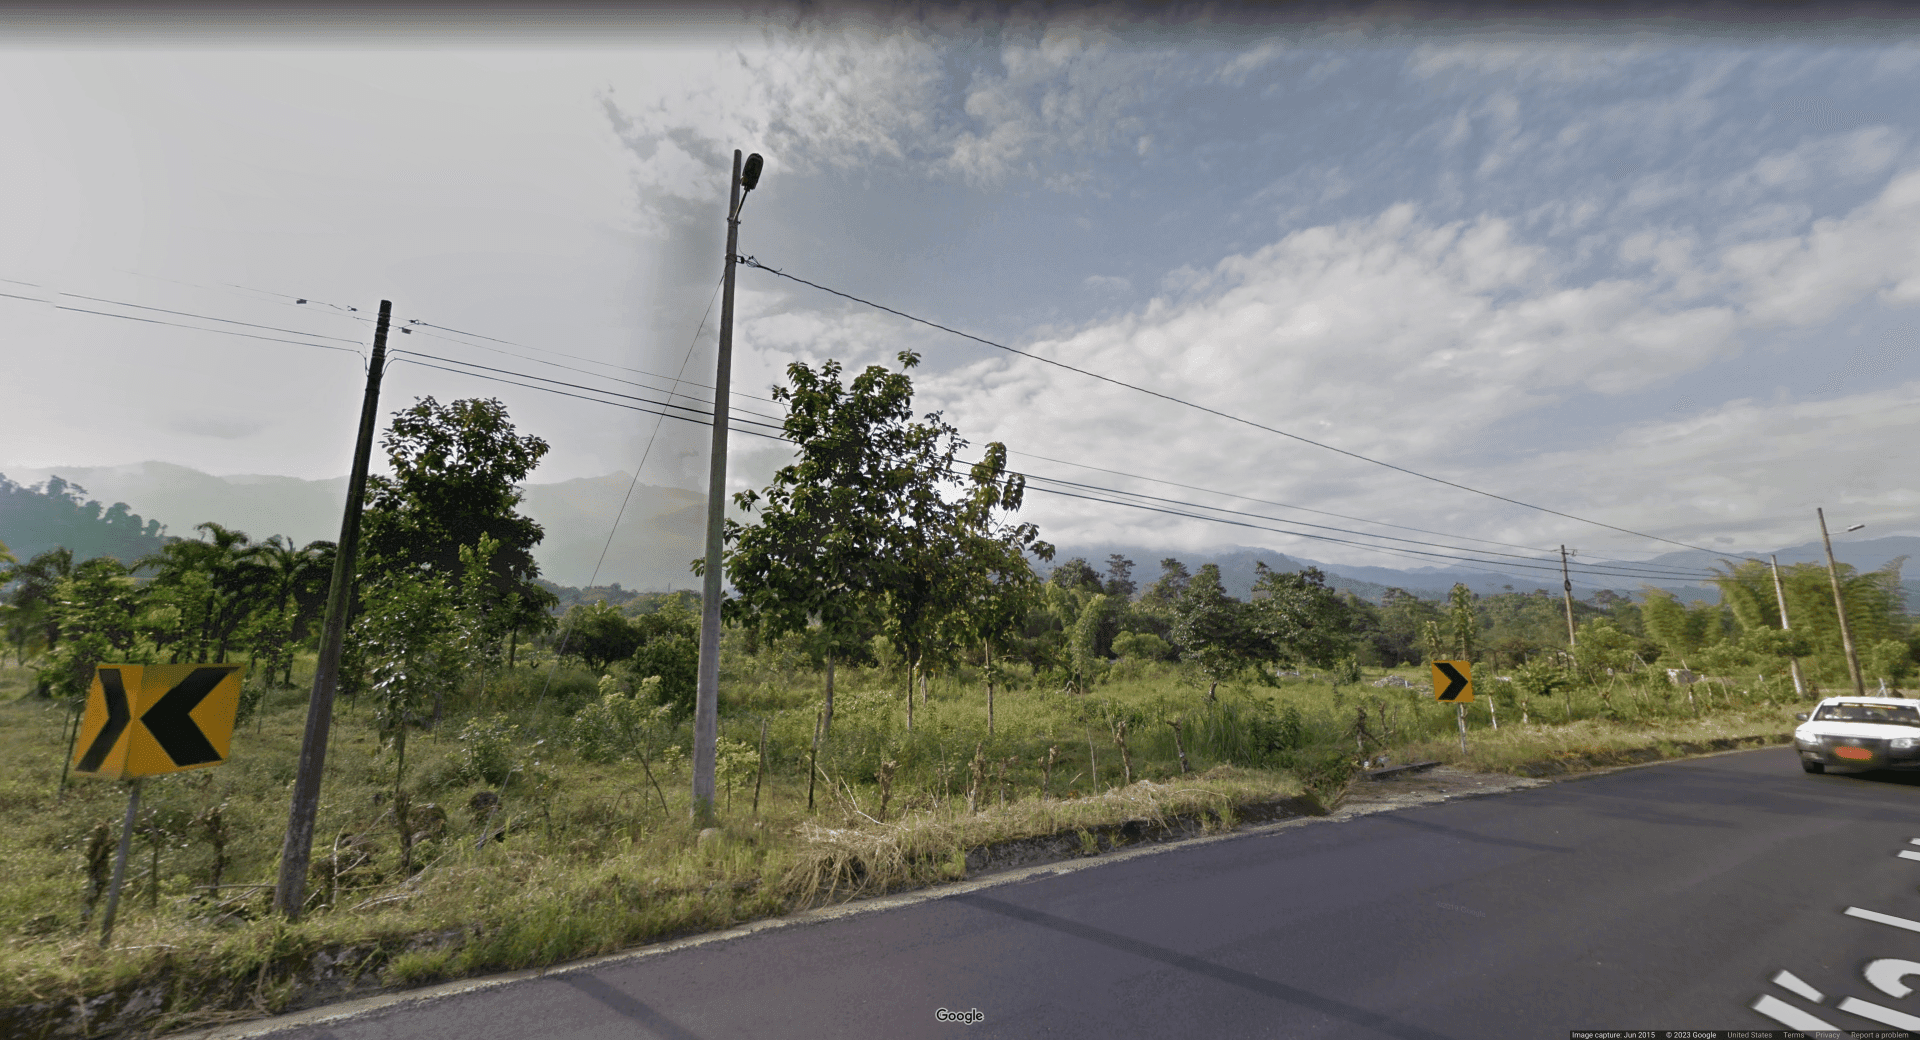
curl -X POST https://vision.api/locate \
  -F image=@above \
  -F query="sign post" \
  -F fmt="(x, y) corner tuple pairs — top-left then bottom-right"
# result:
(1432, 660), (1474, 757)
(71, 664), (243, 944)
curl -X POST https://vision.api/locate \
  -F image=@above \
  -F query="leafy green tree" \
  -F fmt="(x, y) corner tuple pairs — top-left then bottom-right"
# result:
(353, 568), (461, 793)
(941, 443), (1052, 730)
(1103, 554), (1137, 599)
(361, 396), (559, 627)
(1137, 558), (1191, 612)
(1865, 638), (1915, 688)
(1447, 583), (1479, 663)
(1640, 590), (1724, 666)
(1171, 564), (1252, 700)
(1049, 558), (1103, 594)
(628, 597), (700, 715)
(1111, 630), (1173, 661)
(721, 356), (924, 738)
(1375, 587), (1442, 667)
(562, 600), (641, 673)
(1247, 564), (1356, 671)
(3, 546), (73, 665)
(39, 556), (147, 700)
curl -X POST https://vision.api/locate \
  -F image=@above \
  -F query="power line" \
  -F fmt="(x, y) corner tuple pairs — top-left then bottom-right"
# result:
(1016, 470), (1717, 582)
(392, 322), (790, 426)
(388, 350), (790, 439)
(1004, 447), (1715, 578)
(386, 357), (791, 444)
(737, 255), (1725, 556)
(57, 292), (366, 344)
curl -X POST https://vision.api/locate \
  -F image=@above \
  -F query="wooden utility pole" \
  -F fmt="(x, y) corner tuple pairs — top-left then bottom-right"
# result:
(693, 150), (762, 824)
(1769, 554), (1808, 698)
(1816, 507), (1868, 698)
(275, 300), (391, 920)
(1559, 546), (1578, 649)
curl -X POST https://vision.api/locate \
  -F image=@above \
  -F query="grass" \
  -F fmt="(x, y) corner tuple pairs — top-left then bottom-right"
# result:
(0, 650), (1820, 1034)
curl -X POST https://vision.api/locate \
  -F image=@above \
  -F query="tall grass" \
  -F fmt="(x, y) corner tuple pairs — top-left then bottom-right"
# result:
(0, 652), (1813, 1029)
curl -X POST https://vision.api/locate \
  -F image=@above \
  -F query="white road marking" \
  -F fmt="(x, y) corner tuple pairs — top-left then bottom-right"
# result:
(1772, 969), (1824, 1003)
(1866, 959), (1920, 1000)
(1751, 994), (1839, 1030)
(1839, 995), (1920, 1029)
(1897, 850), (1920, 862)
(1846, 907), (1920, 934)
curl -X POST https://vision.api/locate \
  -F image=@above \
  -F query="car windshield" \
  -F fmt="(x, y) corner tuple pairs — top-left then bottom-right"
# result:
(1814, 703), (1920, 726)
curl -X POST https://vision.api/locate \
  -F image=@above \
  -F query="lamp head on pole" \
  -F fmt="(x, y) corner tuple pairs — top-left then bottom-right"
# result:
(741, 153), (764, 192)
(1847, 523), (1866, 532)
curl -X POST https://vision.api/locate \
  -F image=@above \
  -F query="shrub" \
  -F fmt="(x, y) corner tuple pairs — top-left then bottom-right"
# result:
(458, 713), (522, 787)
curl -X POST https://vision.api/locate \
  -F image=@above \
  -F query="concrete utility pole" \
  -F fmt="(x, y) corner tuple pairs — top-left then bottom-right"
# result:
(275, 300), (391, 920)
(1559, 546), (1578, 649)
(1769, 554), (1809, 698)
(693, 150), (762, 824)
(1816, 507), (1868, 698)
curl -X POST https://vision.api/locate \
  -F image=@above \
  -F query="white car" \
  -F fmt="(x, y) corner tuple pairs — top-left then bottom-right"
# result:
(1793, 696), (1920, 774)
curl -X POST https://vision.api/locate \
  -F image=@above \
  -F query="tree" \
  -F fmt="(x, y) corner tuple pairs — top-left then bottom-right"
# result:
(39, 556), (147, 700)
(1247, 564), (1355, 671)
(628, 598), (700, 715)
(1171, 564), (1252, 700)
(2, 546), (72, 667)
(361, 396), (559, 625)
(941, 443), (1052, 732)
(720, 356), (923, 739)
(1447, 583), (1479, 663)
(1103, 554), (1137, 599)
(1138, 558), (1191, 612)
(1049, 558), (1103, 594)
(562, 600), (642, 673)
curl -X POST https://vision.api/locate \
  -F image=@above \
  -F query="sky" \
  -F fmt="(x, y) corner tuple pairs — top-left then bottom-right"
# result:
(3, 2), (1917, 592)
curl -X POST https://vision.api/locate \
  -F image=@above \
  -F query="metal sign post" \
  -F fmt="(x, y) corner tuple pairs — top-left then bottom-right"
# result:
(98, 778), (141, 946)
(1433, 660), (1474, 757)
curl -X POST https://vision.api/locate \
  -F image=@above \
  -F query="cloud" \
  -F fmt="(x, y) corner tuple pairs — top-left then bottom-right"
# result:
(1082, 274), (1130, 294)
(1724, 166), (1920, 325)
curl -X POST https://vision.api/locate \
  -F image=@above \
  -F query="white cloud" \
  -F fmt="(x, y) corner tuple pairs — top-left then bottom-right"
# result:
(1724, 166), (1920, 324)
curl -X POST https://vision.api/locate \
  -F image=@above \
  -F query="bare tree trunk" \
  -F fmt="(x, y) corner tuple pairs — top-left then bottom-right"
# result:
(823, 648), (836, 740)
(985, 641), (995, 737)
(1168, 719), (1190, 774)
(1043, 745), (1058, 798)
(905, 657), (915, 732)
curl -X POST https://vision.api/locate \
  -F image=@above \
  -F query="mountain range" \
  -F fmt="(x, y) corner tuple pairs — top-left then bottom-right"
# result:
(2, 462), (1912, 610)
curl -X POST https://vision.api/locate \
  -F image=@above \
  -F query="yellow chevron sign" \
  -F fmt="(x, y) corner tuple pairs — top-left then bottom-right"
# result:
(1431, 660), (1473, 703)
(71, 665), (243, 780)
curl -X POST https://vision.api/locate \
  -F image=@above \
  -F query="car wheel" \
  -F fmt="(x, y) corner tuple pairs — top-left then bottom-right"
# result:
(1802, 759), (1825, 774)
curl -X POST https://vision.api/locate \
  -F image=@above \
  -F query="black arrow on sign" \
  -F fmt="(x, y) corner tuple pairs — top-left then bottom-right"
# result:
(1435, 662), (1469, 701)
(76, 668), (132, 772)
(141, 667), (234, 767)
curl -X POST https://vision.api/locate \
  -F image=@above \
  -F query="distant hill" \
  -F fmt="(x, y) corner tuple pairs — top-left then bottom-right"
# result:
(0, 473), (175, 568)
(1042, 538), (1918, 610)
(0, 462), (705, 592)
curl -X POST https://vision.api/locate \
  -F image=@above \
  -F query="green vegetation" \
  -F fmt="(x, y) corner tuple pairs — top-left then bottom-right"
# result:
(1, 361), (1911, 1033)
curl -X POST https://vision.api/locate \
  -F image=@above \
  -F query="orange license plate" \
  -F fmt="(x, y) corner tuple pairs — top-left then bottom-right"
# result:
(1836, 747), (1874, 760)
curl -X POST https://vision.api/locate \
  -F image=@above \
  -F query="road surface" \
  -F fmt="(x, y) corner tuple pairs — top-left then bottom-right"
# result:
(190, 747), (1920, 1039)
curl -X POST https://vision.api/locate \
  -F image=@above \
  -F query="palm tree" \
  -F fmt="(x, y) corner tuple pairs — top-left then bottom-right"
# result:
(3, 547), (74, 666)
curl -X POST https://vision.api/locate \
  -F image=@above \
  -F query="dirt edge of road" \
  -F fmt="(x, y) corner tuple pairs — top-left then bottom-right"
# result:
(18, 732), (1792, 1040)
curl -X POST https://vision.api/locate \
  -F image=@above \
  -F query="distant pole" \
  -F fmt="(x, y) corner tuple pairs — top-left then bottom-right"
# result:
(275, 300), (391, 920)
(1559, 546), (1578, 649)
(1816, 508), (1868, 698)
(1769, 554), (1808, 698)
(694, 149), (760, 824)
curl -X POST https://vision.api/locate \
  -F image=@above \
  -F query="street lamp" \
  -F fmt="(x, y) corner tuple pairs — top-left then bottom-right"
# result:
(1816, 507), (1868, 697)
(692, 149), (764, 825)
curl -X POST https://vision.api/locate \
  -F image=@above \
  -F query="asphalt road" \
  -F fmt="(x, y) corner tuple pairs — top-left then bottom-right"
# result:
(220, 747), (1920, 1040)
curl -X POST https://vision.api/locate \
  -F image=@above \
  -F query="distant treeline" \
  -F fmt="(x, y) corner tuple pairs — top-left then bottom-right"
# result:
(0, 473), (174, 567)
